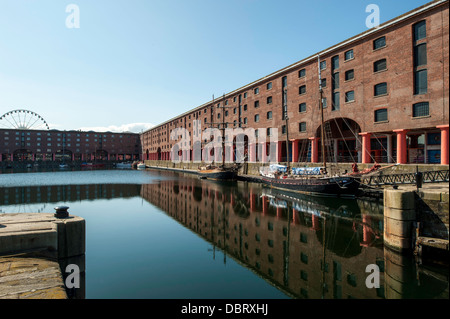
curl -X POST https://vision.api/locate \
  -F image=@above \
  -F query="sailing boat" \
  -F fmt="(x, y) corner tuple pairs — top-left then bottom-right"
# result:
(197, 94), (239, 180)
(259, 56), (360, 198)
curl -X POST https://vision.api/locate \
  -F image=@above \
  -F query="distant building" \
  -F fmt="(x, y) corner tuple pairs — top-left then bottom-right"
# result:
(141, 0), (449, 165)
(0, 129), (141, 162)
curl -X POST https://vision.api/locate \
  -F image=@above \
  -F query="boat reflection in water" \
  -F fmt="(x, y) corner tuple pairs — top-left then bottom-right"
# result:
(141, 175), (448, 299)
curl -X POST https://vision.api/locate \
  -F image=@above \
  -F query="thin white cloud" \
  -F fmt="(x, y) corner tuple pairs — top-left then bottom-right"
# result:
(77, 123), (154, 133)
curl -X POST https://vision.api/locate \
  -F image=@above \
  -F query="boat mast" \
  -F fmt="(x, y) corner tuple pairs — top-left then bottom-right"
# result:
(222, 94), (226, 168)
(211, 95), (215, 165)
(283, 86), (290, 174)
(318, 56), (327, 174)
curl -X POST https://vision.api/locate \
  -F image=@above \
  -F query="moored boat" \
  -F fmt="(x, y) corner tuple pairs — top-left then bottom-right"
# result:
(198, 164), (238, 180)
(115, 162), (132, 169)
(59, 163), (69, 169)
(259, 165), (360, 198)
(137, 162), (146, 169)
(196, 94), (241, 181)
(259, 56), (360, 198)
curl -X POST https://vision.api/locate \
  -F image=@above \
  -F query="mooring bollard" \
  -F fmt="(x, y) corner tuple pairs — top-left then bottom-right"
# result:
(54, 206), (70, 218)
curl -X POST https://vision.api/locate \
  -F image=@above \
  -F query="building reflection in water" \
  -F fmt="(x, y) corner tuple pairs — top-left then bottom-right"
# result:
(0, 177), (447, 299)
(140, 177), (448, 299)
(0, 184), (142, 212)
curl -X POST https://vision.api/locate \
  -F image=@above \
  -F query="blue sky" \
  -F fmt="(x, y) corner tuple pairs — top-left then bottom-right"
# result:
(0, 0), (431, 132)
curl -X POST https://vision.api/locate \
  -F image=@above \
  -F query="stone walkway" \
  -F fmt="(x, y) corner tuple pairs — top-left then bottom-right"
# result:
(0, 255), (67, 299)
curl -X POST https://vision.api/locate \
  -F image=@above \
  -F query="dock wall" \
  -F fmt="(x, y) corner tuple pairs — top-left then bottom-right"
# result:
(143, 160), (449, 177)
(0, 213), (86, 299)
(383, 187), (449, 258)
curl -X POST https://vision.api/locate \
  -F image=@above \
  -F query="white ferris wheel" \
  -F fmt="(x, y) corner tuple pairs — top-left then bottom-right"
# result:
(0, 109), (50, 130)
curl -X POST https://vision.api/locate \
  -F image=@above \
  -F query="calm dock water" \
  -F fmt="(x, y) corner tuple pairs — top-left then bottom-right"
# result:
(0, 168), (448, 299)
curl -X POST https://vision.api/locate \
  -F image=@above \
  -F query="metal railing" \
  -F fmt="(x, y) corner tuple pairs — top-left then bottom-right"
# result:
(361, 170), (449, 186)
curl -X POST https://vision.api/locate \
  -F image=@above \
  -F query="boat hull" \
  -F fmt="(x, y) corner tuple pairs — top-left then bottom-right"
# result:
(260, 176), (360, 198)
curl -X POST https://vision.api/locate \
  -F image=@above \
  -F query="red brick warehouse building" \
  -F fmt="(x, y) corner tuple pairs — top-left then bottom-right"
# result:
(141, 0), (449, 166)
(0, 128), (141, 163)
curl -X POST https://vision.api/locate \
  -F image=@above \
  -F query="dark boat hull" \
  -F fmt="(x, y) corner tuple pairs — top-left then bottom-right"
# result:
(260, 175), (360, 198)
(198, 169), (238, 181)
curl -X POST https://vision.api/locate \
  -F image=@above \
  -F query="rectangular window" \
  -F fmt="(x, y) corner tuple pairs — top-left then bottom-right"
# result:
(267, 111), (272, 119)
(267, 82), (272, 90)
(373, 36), (386, 50)
(412, 102), (429, 117)
(321, 78), (327, 88)
(345, 69), (354, 81)
(254, 114), (260, 122)
(374, 59), (387, 72)
(345, 91), (355, 102)
(414, 69), (427, 95)
(322, 98), (327, 108)
(267, 128), (271, 136)
(332, 72), (340, 89)
(243, 92), (247, 98)
(299, 103), (306, 113)
(254, 88), (259, 95)
(414, 20), (426, 42)
(320, 60), (327, 70)
(332, 92), (340, 111)
(299, 85), (306, 95)
(267, 96), (272, 104)
(243, 117), (248, 124)
(374, 82), (387, 96)
(282, 125), (286, 134)
(332, 55), (339, 70)
(299, 122), (307, 132)
(254, 100), (260, 108)
(345, 49), (354, 61)
(414, 44), (427, 67)
(243, 104), (247, 111)
(375, 109), (388, 122)
(299, 68), (306, 78)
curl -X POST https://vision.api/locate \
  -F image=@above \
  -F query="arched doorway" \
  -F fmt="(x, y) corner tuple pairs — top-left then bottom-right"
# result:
(157, 147), (162, 161)
(56, 149), (73, 161)
(13, 149), (33, 161)
(315, 118), (362, 163)
(95, 150), (108, 161)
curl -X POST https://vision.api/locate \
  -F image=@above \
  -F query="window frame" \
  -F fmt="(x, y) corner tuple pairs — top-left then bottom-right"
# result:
(414, 69), (428, 95)
(374, 108), (388, 123)
(344, 49), (354, 61)
(299, 85), (306, 95)
(345, 91), (355, 103)
(299, 122), (307, 132)
(373, 59), (387, 73)
(298, 68), (306, 78)
(373, 36), (386, 50)
(344, 69), (355, 81)
(374, 82), (388, 97)
(299, 103), (306, 113)
(412, 102), (430, 118)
